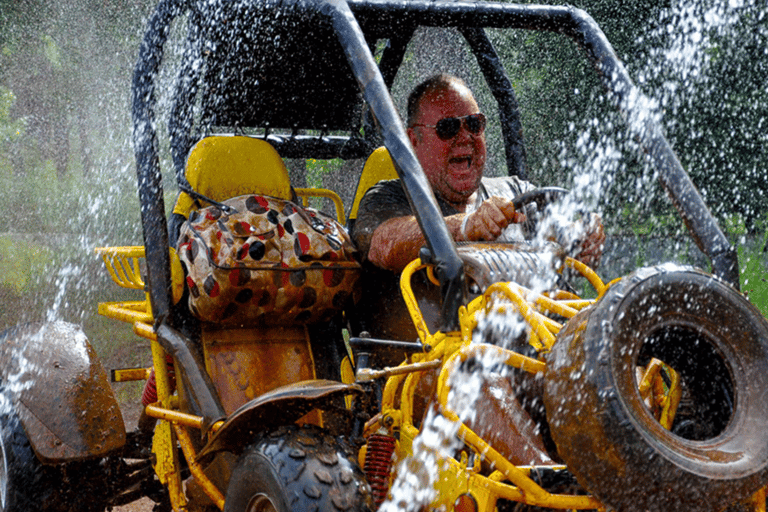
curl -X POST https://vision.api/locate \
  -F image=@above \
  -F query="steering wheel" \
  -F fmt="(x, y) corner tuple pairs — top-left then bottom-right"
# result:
(511, 186), (570, 212)
(508, 186), (571, 235)
(509, 186), (578, 293)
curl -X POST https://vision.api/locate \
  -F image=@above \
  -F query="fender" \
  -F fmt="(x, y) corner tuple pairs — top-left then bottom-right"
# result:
(0, 321), (126, 463)
(197, 379), (364, 463)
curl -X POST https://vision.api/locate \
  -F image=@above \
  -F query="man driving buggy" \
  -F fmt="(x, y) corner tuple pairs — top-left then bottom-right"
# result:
(351, 74), (604, 342)
(352, 73), (604, 272)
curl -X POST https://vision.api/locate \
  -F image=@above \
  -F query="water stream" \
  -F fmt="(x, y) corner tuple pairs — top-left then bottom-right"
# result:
(377, 0), (767, 509)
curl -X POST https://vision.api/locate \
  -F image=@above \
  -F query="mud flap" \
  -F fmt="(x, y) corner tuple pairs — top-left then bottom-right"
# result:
(0, 321), (126, 463)
(197, 380), (364, 464)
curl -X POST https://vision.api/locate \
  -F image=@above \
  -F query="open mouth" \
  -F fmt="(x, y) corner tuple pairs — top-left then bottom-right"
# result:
(449, 155), (473, 169)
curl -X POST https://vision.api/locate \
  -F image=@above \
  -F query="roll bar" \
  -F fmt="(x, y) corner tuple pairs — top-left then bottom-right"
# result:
(132, 0), (738, 344)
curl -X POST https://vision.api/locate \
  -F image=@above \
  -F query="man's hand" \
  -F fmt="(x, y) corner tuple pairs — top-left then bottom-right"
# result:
(459, 196), (526, 242)
(575, 213), (605, 268)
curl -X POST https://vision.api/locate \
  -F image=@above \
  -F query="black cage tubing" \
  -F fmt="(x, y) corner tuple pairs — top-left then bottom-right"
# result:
(460, 26), (528, 181)
(347, 0), (739, 287)
(325, 0), (468, 331)
(133, 0), (739, 340)
(133, 0), (227, 428)
(132, 0), (188, 321)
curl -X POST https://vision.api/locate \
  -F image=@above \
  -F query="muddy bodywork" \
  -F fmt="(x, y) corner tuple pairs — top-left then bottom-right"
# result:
(0, 321), (125, 463)
(197, 380), (364, 462)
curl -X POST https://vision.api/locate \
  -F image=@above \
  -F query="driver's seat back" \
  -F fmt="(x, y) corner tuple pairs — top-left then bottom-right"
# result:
(347, 146), (398, 230)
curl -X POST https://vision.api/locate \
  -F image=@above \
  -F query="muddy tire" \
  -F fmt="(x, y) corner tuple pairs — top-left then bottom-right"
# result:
(0, 400), (59, 511)
(0, 393), (111, 512)
(222, 424), (373, 512)
(544, 265), (768, 512)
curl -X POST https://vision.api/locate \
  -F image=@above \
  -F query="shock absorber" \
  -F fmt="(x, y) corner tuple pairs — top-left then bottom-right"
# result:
(364, 433), (396, 508)
(141, 354), (177, 406)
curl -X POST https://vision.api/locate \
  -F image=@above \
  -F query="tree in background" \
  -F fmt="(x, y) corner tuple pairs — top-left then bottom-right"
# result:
(496, 0), (767, 235)
(0, 0), (155, 179)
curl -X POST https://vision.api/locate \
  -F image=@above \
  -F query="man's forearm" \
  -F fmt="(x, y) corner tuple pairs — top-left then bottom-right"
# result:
(368, 214), (465, 271)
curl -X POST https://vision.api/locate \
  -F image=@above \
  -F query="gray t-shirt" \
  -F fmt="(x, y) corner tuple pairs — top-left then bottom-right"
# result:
(351, 175), (535, 259)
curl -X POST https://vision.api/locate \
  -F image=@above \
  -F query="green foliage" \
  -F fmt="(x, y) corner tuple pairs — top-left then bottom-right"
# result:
(0, 86), (24, 142)
(0, 234), (52, 294)
(739, 235), (768, 316)
(306, 158), (344, 188)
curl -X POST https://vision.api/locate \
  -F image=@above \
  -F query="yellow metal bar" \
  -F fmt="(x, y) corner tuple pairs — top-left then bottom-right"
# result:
(399, 369), (421, 428)
(658, 364), (681, 429)
(531, 293), (579, 319)
(150, 341), (173, 406)
(145, 404), (225, 434)
(400, 260), (436, 344)
(174, 424), (226, 510)
(95, 246), (147, 289)
(293, 187), (345, 224)
(98, 301), (153, 324)
(145, 404), (205, 430)
(555, 299), (593, 310)
(485, 282), (558, 350)
(564, 257), (606, 295)
(153, 419), (186, 511)
(637, 359), (682, 430)
(134, 321), (157, 341)
(112, 367), (152, 382)
(381, 371), (409, 411)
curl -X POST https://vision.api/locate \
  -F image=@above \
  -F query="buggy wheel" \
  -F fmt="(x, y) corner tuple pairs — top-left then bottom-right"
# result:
(0, 397), (112, 512)
(0, 400), (59, 511)
(222, 424), (372, 512)
(544, 265), (768, 512)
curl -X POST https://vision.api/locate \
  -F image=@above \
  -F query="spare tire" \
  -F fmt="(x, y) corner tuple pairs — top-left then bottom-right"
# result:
(544, 265), (768, 512)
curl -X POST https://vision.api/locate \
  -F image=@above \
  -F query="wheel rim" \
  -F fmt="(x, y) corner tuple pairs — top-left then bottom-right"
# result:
(245, 494), (278, 512)
(635, 324), (734, 441)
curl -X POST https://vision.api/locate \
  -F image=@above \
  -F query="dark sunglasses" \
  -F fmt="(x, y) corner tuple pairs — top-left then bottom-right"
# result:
(413, 113), (487, 141)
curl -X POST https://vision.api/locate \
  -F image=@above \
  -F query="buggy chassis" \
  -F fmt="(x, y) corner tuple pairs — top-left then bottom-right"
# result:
(1, 1), (767, 511)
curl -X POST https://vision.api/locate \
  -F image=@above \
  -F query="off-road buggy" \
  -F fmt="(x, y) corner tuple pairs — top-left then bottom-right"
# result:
(2, 0), (768, 511)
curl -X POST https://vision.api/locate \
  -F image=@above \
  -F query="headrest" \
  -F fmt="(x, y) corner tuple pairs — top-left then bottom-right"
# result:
(173, 136), (292, 218)
(348, 146), (398, 222)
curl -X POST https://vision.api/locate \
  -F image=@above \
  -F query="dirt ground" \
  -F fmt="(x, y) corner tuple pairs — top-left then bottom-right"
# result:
(114, 497), (156, 512)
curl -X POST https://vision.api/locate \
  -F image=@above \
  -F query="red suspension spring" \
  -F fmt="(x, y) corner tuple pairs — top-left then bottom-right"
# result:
(364, 434), (396, 508)
(141, 355), (177, 406)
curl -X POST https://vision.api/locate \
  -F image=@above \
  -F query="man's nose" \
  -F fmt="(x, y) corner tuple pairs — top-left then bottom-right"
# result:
(455, 122), (475, 142)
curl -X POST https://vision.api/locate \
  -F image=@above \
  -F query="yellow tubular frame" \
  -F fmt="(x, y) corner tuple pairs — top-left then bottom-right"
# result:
(174, 425), (226, 509)
(95, 246), (153, 324)
(380, 254), (768, 511)
(294, 187), (346, 224)
(382, 258), (605, 510)
(97, 245), (229, 510)
(98, 243), (767, 511)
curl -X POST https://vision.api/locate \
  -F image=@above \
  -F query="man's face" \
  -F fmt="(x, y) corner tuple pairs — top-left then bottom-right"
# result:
(408, 83), (487, 207)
